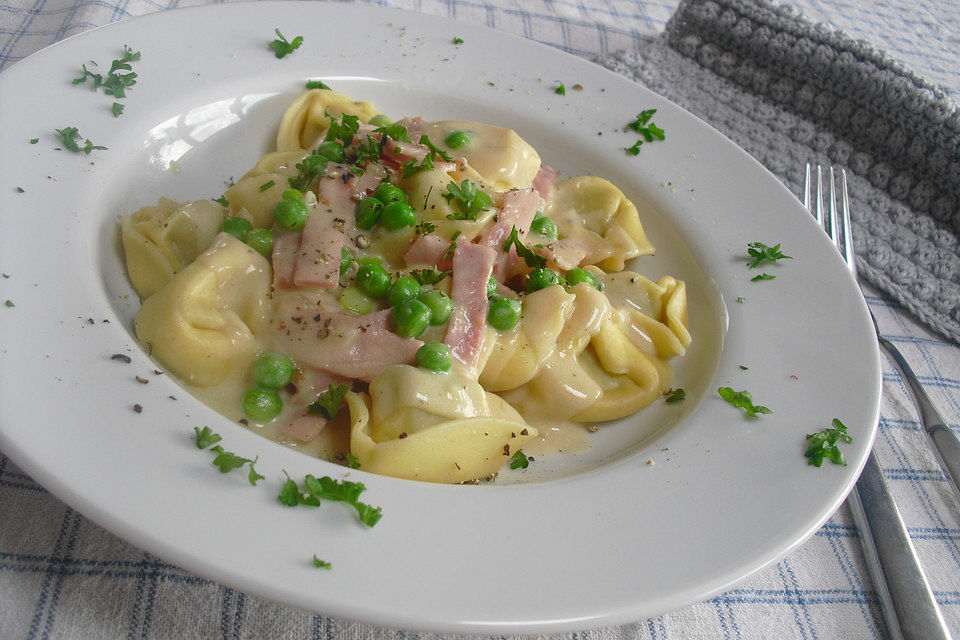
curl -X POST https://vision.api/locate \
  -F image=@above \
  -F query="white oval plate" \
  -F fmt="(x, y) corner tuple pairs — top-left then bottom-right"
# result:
(0, 3), (881, 634)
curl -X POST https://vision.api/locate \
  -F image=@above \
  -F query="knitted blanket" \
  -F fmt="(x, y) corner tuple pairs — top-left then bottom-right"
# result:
(597, 0), (960, 344)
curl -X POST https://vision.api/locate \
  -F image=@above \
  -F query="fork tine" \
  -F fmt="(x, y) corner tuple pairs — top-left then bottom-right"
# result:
(816, 165), (824, 227)
(839, 168), (857, 279)
(828, 166), (841, 253)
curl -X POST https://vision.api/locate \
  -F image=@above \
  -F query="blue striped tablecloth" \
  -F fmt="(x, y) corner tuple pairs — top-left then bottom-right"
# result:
(2, 0), (959, 638)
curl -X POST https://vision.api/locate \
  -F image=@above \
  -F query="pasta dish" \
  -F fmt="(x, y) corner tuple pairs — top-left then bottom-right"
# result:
(119, 88), (691, 483)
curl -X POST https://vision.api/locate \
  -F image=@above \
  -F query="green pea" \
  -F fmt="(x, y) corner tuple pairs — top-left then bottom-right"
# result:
(281, 188), (303, 201)
(339, 247), (352, 275)
(245, 228), (274, 258)
(530, 215), (558, 239)
(526, 267), (561, 292)
(486, 276), (498, 298)
(339, 286), (374, 315)
(369, 114), (393, 128)
(445, 130), (471, 149)
(355, 263), (391, 298)
(391, 298), (431, 338)
(415, 342), (452, 371)
(273, 198), (310, 231)
(373, 182), (407, 204)
(222, 217), (252, 241)
(387, 276), (422, 307)
(566, 267), (603, 291)
(251, 352), (296, 389)
(355, 196), (383, 230)
(315, 140), (346, 162)
(379, 201), (416, 230)
(418, 289), (452, 325)
(242, 388), (282, 422)
(358, 256), (382, 266)
(487, 295), (522, 331)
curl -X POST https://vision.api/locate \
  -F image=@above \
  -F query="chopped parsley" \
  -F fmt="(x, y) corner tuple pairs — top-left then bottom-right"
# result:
(111, 102), (124, 117)
(452, 37), (464, 44)
(805, 418), (853, 467)
(307, 383), (350, 420)
(312, 555), (333, 569)
(306, 79), (331, 90)
(503, 226), (547, 269)
(746, 241), (791, 269)
(717, 386), (772, 418)
(374, 122), (411, 143)
(258, 179), (276, 192)
(736, 296), (746, 303)
(751, 273), (776, 282)
(194, 426), (222, 449)
(210, 445), (251, 473)
(554, 82), (566, 95)
(4, 300), (14, 308)
(414, 220), (437, 235)
(509, 450), (529, 469)
(419, 135), (453, 162)
(664, 388), (686, 403)
(269, 29), (303, 58)
(29, 138), (38, 144)
(409, 267), (450, 286)
(346, 454), (362, 469)
(55, 127), (107, 154)
(72, 45), (140, 99)
(281, 473), (382, 527)
(443, 179), (491, 220)
(624, 109), (665, 154)
(402, 154), (434, 178)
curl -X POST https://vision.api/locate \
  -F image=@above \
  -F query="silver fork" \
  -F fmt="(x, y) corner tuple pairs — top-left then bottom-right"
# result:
(805, 164), (953, 640)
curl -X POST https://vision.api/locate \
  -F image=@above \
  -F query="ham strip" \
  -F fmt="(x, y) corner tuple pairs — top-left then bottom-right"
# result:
(478, 188), (541, 282)
(445, 239), (496, 373)
(403, 233), (453, 269)
(272, 230), (302, 290)
(293, 177), (357, 288)
(532, 163), (558, 199)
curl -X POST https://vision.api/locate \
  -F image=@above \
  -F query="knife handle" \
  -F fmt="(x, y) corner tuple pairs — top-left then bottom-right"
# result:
(848, 452), (953, 640)
(878, 335), (960, 499)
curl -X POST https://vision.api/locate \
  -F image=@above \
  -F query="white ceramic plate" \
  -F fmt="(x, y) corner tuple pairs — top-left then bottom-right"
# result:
(0, 3), (881, 634)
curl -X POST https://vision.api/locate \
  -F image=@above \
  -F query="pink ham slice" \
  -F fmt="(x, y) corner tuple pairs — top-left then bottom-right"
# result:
(478, 188), (541, 282)
(272, 230), (302, 290)
(445, 239), (496, 372)
(274, 305), (422, 382)
(403, 233), (453, 269)
(281, 410), (327, 443)
(532, 163), (558, 199)
(280, 368), (352, 443)
(293, 177), (357, 288)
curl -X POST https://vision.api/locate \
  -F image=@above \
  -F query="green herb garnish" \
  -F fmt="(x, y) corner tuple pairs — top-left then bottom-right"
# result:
(409, 267), (450, 286)
(303, 474), (382, 527)
(555, 82), (566, 95)
(194, 426), (222, 449)
(664, 388), (686, 404)
(414, 220), (437, 235)
(746, 241), (791, 269)
(259, 179), (276, 192)
(509, 450), (529, 469)
(402, 154), (434, 178)
(443, 179), (491, 220)
(306, 79), (331, 90)
(29, 138), (38, 144)
(210, 445), (252, 473)
(247, 456), (265, 486)
(717, 386), (772, 418)
(624, 109), (665, 154)
(373, 122), (410, 143)
(269, 29), (303, 58)
(307, 384), (350, 420)
(72, 45), (140, 98)
(312, 555), (333, 569)
(751, 273), (776, 282)
(4, 300), (14, 308)
(805, 418), (853, 467)
(54, 127), (107, 154)
(419, 135), (453, 162)
(346, 454), (361, 469)
(503, 226), (547, 269)
(452, 37), (464, 44)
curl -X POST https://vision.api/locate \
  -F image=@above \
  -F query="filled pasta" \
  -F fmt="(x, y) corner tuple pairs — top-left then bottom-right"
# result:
(119, 87), (692, 483)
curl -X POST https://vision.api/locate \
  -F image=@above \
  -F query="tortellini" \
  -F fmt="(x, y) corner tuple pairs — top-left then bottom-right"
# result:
(346, 366), (536, 483)
(544, 176), (654, 272)
(276, 89), (380, 151)
(134, 234), (271, 386)
(119, 88), (694, 485)
(120, 198), (224, 298)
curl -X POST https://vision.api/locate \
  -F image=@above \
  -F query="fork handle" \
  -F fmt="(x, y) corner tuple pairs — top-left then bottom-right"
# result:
(849, 452), (953, 640)
(878, 335), (960, 499)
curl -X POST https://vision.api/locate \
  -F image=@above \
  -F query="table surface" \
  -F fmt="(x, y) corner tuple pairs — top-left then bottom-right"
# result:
(1, 0), (959, 638)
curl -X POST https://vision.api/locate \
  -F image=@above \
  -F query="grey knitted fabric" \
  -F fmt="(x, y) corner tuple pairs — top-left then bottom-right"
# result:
(596, 0), (960, 344)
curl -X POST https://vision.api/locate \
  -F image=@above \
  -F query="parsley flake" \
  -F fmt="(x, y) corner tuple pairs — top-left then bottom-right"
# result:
(72, 45), (140, 99)
(312, 555), (333, 569)
(111, 102), (124, 117)
(29, 138), (39, 144)
(210, 445), (252, 473)
(346, 454), (362, 469)
(306, 80), (331, 90)
(746, 241), (791, 269)
(4, 299), (14, 308)
(193, 426), (222, 449)
(307, 384), (350, 420)
(452, 37), (464, 44)
(751, 273), (776, 282)
(624, 109), (665, 155)
(717, 387), (772, 418)
(409, 267), (450, 286)
(805, 418), (853, 467)
(664, 388), (686, 403)
(503, 226), (547, 269)
(55, 127), (107, 154)
(269, 29), (303, 58)
(554, 82), (566, 95)
(443, 179), (491, 220)
(509, 450), (529, 469)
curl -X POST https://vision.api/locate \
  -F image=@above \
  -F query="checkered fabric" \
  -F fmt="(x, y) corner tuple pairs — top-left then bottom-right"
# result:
(1, 0), (959, 638)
